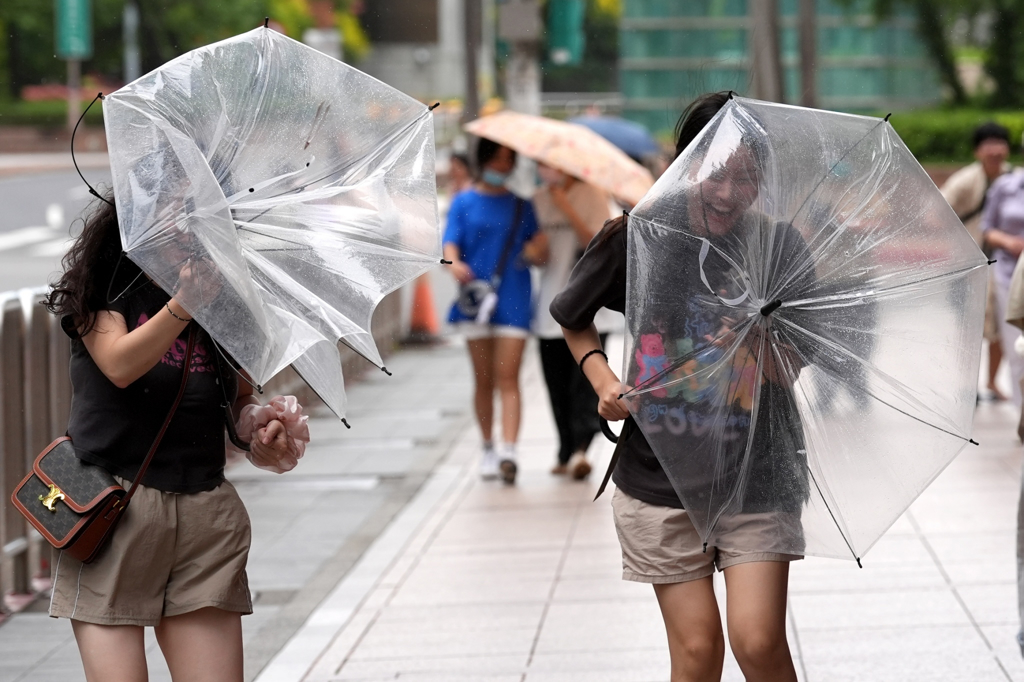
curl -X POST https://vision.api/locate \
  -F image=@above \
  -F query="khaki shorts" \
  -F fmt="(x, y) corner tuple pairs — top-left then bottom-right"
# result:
(49, 478), (252, 626)
(611, 487), (802, 584)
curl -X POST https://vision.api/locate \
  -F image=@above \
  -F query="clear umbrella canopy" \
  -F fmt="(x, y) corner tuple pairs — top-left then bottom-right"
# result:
(624, 97), (987, 562)
(103, 26), (441, 419)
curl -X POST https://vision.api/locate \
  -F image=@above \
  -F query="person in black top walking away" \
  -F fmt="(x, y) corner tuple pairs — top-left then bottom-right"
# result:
(551, 93), (802, 682)
(44, 195), (303, 682)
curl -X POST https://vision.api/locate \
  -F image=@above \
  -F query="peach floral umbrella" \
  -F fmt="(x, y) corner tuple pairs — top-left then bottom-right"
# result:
(464, 110), (654, 206)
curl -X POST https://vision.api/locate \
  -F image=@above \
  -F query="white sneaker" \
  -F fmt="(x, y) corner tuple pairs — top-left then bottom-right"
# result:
(498, 443), (517, 485)
(479, 443), (499, 480)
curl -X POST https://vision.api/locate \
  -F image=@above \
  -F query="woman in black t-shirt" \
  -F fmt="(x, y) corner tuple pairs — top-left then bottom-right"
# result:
(43, 195), (299, 682)
(551, 93), (802, 682)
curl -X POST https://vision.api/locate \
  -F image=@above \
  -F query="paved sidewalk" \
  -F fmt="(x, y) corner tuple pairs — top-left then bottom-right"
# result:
(263, 337), (1024, 682)
(3, 331), (1024, 681)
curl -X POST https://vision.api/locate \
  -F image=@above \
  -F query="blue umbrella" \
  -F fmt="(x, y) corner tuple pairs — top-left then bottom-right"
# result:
(569, 115), (661, 160)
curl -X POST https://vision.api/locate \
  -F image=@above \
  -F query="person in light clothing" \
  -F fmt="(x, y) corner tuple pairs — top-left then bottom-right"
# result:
(941, 122), (1011, 399)
(531, 164), (621, 479)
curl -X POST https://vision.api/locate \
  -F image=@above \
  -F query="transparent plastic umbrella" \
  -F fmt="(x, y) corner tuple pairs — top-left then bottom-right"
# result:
(102, 26), (441, 420)
(623, 97), (987, 562)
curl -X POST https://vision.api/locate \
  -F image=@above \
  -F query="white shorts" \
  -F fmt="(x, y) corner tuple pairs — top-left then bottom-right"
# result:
(455, 322), (531, 341)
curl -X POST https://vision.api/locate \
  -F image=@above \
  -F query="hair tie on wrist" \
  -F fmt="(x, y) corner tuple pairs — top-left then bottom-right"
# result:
(165, 302), (192, 322)
(579, 348), (608, 374)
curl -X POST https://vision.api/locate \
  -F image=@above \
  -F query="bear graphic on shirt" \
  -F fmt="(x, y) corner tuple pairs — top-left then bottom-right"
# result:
(635, 333), (669, 398)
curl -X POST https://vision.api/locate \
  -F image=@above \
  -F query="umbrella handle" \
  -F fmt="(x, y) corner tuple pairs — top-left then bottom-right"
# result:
(599, 418), (620, 444)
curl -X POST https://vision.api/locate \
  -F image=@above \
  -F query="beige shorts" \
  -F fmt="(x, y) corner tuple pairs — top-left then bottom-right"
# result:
(611, 487), (802, 584)
(49, 478), (252, 626)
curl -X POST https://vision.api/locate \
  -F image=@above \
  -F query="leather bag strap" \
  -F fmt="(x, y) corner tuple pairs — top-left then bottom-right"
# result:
(122, 323), (196, 505)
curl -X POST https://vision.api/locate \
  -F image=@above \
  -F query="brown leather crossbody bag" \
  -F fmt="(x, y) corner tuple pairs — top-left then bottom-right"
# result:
(10, 324), (196, 564)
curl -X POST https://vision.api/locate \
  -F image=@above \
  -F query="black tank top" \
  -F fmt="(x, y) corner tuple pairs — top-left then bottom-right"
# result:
(64, 280), (233, 493)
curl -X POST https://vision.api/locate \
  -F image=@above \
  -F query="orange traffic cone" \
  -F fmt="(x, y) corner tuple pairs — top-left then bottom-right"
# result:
(405, 274), (440, 343)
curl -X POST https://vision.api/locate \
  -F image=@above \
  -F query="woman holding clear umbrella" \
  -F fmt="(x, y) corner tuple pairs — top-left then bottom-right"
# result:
(444, 138), (545, 485)
(42, 195), (308, 682)
(551, 93), (804, 682)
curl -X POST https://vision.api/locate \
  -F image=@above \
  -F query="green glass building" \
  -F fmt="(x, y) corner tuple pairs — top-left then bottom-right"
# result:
(620, 0), (940, 135)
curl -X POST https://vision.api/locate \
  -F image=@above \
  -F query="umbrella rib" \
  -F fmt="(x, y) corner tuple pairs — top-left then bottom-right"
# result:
(234, 221), (438, 263)
(774, 316), (972, 443)
(785, 261), (988, 310)
(701, 337), (767, 544)
(784, 117), (888, 234)
(245, 108), (433, 220)
(771, 120), (892, 296)
(805, 462), (861, 565)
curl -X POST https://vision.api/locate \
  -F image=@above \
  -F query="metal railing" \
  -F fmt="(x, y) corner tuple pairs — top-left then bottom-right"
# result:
(0, 288), (71, 607)
(0, 286), (403, 611)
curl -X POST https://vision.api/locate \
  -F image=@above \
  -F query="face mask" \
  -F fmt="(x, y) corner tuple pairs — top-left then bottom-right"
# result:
(482, 169), (510, 187)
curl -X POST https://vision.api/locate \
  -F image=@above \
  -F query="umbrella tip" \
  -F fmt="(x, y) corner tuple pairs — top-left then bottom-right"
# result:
(341, 418), (351, 429)
(988, 259), (997, 265)
(381, 366), (392, 376)
(856, 557), (863, 568)
(969, 438), (980, 446)
(727, 90), (734, 100)
(884, 113), (892, 122)
(702, 542), (708, 553)
(429, 102), (440, 111)
(264, 17), (269, 28)
(440, 258), (452, 265)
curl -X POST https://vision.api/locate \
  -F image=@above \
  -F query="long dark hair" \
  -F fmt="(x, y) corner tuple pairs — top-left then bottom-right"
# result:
(674, 91), (733, 159)
(599, 91), (733, 244)
(44, 191), (142, 335)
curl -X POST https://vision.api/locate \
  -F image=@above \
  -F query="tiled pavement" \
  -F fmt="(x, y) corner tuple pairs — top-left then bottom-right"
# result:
(3, 329), (1024, 681)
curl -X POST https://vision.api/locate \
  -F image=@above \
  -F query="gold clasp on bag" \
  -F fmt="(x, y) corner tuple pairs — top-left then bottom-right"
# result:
(38, 484), (65, 512)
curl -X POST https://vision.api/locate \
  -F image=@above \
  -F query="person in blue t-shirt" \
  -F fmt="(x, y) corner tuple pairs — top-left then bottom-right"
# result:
(443, 138), (545, 485)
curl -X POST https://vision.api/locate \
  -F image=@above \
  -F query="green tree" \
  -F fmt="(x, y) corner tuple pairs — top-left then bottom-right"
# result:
(0, 0), (369, 105)
(983, 0), (1024, 107)
(136, 0), (266, 74)
(835, 0), (969, 105)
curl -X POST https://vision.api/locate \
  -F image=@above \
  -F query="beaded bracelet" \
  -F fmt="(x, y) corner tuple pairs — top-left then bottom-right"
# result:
(578, 348), (608, 374)
(165, 302), (192, 322)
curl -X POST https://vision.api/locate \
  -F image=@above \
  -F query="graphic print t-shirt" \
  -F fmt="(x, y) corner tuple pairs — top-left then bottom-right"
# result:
(66, 280), (231, 493)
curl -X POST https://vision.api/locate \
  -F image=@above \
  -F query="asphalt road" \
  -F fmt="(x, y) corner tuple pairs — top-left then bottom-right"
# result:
(0, 170), (112, 293)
